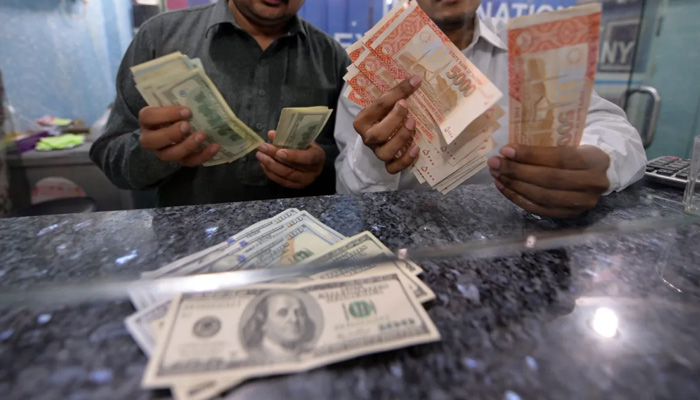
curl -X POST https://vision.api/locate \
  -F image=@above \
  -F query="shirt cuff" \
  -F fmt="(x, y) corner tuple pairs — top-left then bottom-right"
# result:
(347, 135), (400, 192)
(592, 141), (620, 196)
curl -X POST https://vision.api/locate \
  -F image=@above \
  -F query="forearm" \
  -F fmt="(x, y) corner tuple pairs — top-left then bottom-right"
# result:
(335, 135), (401, 194)
(580, 93), (647, 194)
(90, 129), (180, 190)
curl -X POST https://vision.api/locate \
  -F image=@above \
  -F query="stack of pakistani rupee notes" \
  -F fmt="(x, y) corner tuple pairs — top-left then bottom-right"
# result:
(344, 0), (503, 194)
(344, 1), (600, 193)
(125, 208), (439, 400)
(131, 52), (333, 166)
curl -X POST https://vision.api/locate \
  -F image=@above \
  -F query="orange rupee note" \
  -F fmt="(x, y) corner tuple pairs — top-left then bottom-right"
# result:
(364, 0), (502, 144)
(508, 3), (602, 147)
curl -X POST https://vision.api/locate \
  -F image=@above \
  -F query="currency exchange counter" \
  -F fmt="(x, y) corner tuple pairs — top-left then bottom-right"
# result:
(1, 182), (699, 399)
(6, 142), (134, 211)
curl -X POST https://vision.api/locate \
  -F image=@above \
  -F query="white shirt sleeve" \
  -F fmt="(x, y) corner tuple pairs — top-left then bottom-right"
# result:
(580, 91), (647, 195)
(334, 84), (402, 194)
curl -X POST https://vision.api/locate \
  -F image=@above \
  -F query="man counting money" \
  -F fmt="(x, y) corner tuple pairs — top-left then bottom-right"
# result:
(91, 0), (349, 206)
(335, 0), (647, 218)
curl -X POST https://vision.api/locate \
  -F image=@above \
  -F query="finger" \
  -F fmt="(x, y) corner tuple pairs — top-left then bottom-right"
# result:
(267, 130), (277, 142)
(256, 152), (307, 183)
(494, 179), (582, 218)
(156, 132), (206, 162)
(374, 117), (415, 162)
(497, 174), (599, 211)
(260, 163), (305, 189)
(140, 121), (191, 150)
(386, 143), (420, 175)
(257, 142), (283, 158)
(353, 76), (421, 134)
(499, 145), (608, 170)
(361, 100), (410, 146)
(274, 143), (325, 167)
(487, 156), (609, 193)
(139, 106), (191, 129)
(180, 144), (220, 167)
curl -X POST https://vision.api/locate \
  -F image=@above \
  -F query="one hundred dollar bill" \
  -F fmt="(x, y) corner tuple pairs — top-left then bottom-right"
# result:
(142, 272), (440, 389)
(129, 210), (345, 310)
(273, 107), (333, 150)
(125, 299), (171, 357)
(131, 53), (264, 166)
(156, 69), (264, 165)
(302, 231), (434, 303)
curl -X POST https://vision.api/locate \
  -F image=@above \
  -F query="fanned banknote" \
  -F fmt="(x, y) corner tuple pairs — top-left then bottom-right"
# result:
(343, 1), (503, 193)
(131, 52), (264, 166)
(126, 210), (437, 400)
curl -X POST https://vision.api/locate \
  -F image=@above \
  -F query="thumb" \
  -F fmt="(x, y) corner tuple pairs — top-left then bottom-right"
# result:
(267, 130), (276, 142)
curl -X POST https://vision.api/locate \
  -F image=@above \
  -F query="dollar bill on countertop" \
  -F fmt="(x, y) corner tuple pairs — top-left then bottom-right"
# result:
(129, 209), (345, 311)
(131, 52), (264, 166)
(273, 107), (333, 150)
(302, 231), (435, 303)
(142, 272), (440, 396)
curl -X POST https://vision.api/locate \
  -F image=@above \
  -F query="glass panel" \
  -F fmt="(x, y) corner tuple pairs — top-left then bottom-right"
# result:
(626, 0), (700, 158)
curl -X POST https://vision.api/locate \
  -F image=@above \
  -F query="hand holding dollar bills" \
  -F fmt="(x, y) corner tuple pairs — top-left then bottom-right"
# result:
(273, 107), (333, 150)
(125, 209), (438, 400)
(131, 52), (264, 167)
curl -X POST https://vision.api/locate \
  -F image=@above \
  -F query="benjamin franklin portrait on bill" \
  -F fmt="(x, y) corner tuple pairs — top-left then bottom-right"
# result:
(240, 290), (322, 362)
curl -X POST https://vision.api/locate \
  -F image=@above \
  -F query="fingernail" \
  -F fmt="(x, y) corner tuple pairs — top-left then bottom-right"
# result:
(495, 180), (505, 190)
(193, 133), (204, 143)
(487, 157), (501, 170)
(180, 108), (190, 118)
(409, 145), (419, 158)
(209, 145), (219, 154)
(180, 122), (189, 134)
(258, 144), (268, 152)
(397, 99), (408, 109)
(256, 152), (263, 161)
(489, 168), (500, 178)
(405, 118), (415, 130)
(409, 76), (421, 87)
(277, 150), (288, 160)
(500, 146), (516, 159)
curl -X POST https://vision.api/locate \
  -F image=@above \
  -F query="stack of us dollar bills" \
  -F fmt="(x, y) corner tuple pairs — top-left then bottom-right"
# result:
(125, 208), (439, 400)
(132, 52), (334, 167)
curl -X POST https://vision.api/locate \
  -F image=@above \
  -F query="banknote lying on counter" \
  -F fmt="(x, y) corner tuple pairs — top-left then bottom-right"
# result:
(125, 209), (437, 400)
(343, 0), (503, 194)
(508, 4), (602, 147)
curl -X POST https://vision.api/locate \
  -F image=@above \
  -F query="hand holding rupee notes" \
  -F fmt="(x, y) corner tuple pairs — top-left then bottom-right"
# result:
(125, 209), (438, 400)
(344, 0), (504, 194)
(489, 4), (610, 218)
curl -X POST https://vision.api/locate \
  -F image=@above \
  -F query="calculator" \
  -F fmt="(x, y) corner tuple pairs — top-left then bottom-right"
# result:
(644, 156), (691, 188)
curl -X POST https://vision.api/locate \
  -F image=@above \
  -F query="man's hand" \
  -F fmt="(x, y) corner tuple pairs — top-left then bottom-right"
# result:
(352, 76), (423, 174)
(256, 131), (325, 189)
(139, 106), (220, 167)
(487, 145), (611, 218)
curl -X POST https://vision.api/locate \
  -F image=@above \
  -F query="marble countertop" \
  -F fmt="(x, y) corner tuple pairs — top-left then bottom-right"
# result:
(1, 183), (699, 400)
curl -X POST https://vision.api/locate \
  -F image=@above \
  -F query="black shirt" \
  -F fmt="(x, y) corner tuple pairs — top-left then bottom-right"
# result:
(91, 0), (351, 207)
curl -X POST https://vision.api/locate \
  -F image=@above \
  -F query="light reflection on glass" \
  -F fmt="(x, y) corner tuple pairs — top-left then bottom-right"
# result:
(591, 307), (618, 338)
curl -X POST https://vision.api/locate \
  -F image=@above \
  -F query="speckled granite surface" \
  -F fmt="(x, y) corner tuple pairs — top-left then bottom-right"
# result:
(1, 183), (699, 400)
